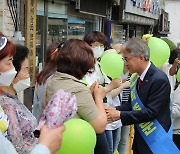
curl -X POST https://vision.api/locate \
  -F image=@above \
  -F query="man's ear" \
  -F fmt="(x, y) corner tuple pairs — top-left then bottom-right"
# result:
(139, 54), (145, 61)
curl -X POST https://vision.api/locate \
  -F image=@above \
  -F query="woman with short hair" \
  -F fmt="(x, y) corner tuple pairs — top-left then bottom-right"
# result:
(45, 39), (107, 134)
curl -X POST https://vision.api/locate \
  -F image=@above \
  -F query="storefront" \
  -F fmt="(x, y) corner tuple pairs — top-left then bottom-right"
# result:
(36, 0), (107, 70)
(110, 0), (162, 45)
(19, 0), (109, 110)
(154, 9), (170, 37)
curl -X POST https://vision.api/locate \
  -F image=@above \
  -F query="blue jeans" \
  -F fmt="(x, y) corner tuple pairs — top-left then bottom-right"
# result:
(115, 126), (130, 154)
(94, 132), (109, 154)
(105, 128), (120, 154)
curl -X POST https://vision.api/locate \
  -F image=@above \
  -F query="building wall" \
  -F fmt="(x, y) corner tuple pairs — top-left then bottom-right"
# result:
(165, 0), (180, 46)
(0, 0), (3, 31)
(0, 0), (15, 38)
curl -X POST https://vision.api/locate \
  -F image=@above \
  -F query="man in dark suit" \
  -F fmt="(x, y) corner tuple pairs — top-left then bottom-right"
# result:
(106, 38), (172, 154)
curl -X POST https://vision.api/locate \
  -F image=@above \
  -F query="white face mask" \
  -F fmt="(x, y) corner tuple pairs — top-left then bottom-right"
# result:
(0, 68), (17, 86)
(13, 77), (30, 93)
(92, 46), (104, 58)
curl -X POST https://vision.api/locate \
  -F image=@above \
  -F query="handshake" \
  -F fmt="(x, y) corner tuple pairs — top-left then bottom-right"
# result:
(104, 105), (121, 123)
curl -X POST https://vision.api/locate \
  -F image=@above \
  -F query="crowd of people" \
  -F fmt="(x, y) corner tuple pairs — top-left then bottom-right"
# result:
(0, 30), (179, 154)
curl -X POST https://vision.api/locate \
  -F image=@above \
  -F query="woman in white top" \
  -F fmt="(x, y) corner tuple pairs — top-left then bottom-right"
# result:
(84, 31), (123, 154)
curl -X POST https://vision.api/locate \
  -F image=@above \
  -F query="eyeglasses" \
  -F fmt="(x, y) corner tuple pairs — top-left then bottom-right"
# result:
(122, 56), (137, 63)
(0, 37), (7, 50)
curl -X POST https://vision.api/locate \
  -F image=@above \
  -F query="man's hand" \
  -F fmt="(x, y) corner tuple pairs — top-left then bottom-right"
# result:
(105, 106), (121, 122)
(104, 105), (116, 111)
(169, 58), (180, 76)
(39, 125), (66, 154)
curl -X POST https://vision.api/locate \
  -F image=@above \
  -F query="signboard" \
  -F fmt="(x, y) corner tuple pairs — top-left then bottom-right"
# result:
(25, 0), (37, 86)
(123, 12), (155, 25)
(125, 0), (161, 20)
(76, 0), (107, 17)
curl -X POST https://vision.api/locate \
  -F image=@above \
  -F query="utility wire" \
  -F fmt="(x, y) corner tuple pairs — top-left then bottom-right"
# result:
(7, 0), (20, 31)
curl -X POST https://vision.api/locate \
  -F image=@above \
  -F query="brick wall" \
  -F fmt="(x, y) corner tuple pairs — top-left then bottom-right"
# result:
(0, 0), (15, 38)
(0, 0), (3, 32)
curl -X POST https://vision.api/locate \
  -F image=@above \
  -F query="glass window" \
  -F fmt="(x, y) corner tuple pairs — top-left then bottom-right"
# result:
(36, 16), (67, 72)
(67, 17), (98, 40)
(36, 16), (99, 72)
(112, 24), (126, 44)
(48, 18), (67, 46)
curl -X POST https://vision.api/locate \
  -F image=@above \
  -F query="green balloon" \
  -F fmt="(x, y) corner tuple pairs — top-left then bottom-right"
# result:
(56, 119), (96, 154)
(177, 69), (180, 82)
(100, 52), (124, 79)
(148, 37), (170, 67)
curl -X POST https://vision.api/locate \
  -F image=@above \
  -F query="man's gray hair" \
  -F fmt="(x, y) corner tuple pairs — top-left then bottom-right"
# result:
(122, 38), (150, 61)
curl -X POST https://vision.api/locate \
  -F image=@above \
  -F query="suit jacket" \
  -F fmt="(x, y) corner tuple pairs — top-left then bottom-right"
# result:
(116, 63), (171, 154)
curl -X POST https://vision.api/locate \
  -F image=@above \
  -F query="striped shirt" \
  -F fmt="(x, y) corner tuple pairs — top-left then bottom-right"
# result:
(121, 74), (131, 104)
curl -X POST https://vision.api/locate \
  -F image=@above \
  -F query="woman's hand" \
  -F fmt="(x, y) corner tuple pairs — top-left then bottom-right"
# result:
(104, 79), (122, 93)
(93, 83), (106, 102)
(39, 125), (66, 154)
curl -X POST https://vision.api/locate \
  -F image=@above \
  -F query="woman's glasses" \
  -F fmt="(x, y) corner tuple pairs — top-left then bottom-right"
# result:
(0, 37), (7, 50)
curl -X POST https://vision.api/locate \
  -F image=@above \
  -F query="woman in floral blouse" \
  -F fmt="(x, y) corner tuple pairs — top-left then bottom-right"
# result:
(0, 32), (67, 154)
(0, 33), (16, 137)
(0, 44), (37, 154)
